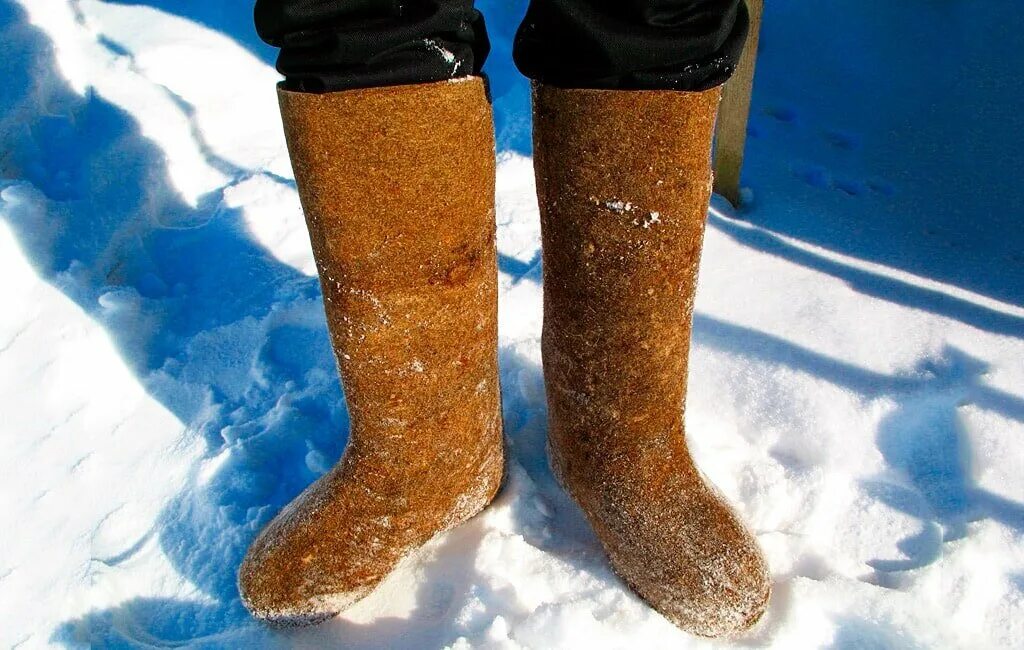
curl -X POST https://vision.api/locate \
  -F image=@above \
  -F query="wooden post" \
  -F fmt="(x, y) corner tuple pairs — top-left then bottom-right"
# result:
(713, 0), (764, 207)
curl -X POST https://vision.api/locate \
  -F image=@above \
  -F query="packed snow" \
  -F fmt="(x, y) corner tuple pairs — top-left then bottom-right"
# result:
(1, 0), (1022, 647)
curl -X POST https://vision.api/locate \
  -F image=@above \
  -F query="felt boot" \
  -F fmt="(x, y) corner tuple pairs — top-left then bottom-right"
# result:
(532, 84), (770, 637)
(238, 78), (504, 625)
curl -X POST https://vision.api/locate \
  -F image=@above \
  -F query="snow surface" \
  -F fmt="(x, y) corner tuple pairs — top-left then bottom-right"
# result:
(1, 0), (1023, 647)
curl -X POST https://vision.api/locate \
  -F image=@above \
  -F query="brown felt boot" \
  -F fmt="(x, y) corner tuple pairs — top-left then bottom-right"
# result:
(532, 84), (770, 637)
(238, 78), (504, 625)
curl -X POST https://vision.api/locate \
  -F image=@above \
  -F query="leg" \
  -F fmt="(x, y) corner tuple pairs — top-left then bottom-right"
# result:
(254, 0), (489, 91)
(514, 0), (748, 90)
(239, 1), (503, 625)
(516, 1), (770, 637)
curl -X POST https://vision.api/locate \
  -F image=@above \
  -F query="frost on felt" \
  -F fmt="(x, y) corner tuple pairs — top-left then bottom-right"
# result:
(591, 196), (663, 229)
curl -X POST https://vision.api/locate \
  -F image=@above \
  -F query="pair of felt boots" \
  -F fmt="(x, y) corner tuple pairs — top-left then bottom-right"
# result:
(237, 77), (770, 638)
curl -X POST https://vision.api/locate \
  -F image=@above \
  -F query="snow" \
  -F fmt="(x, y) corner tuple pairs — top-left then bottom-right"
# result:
(424, 39), (461, 75)
(1, 0), (1022, 648)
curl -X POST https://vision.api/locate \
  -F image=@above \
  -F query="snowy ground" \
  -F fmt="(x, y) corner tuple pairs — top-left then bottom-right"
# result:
(2, 0), (1023, 647)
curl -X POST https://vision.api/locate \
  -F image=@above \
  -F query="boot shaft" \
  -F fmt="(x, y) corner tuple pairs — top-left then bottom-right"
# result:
(277, 77), (501, 476)
(533, 84), (721, 467)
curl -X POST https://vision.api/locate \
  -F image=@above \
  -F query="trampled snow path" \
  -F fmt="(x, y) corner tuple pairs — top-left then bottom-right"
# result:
(1, 0), (1022, 648)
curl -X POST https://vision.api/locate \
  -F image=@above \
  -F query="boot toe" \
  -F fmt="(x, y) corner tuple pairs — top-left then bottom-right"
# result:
(664, 537), (770, 638)
(237, 487), (372, 626)
(238, 524), (373, 626)
(597, 483), (771, 638)
(613, 526), (770, 637)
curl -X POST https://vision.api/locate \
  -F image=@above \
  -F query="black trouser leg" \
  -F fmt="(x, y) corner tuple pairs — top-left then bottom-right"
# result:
(513, 0), (749, 90)
(253, 0), (490, 92)
(254, 0), (747, 92)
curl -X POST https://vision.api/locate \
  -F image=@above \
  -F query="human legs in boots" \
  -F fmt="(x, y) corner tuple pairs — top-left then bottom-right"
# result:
(530, 84), (770, 637)
(242, 0), (768, 635)
(518, 2), (770, 637)
(238, 5), (503, 621)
